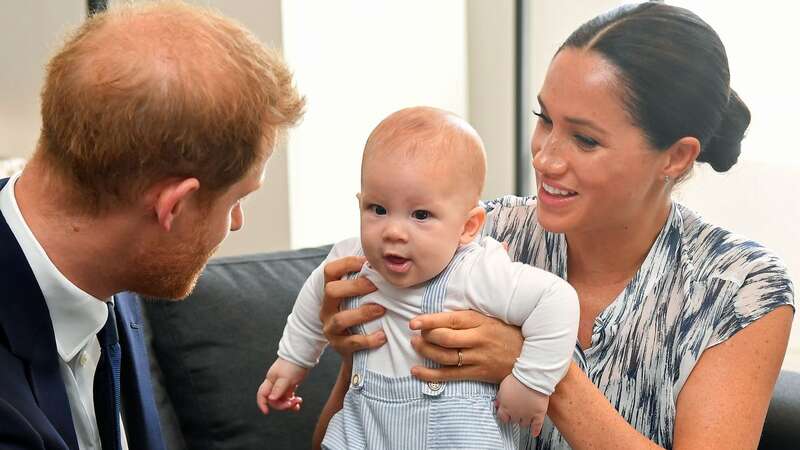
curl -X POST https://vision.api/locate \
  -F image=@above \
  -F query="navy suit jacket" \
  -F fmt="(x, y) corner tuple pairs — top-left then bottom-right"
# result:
(0, 178), (165, 450)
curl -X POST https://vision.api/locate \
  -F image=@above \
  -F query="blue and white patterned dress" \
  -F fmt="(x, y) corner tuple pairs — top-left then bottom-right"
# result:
(480, 196), (795, 450)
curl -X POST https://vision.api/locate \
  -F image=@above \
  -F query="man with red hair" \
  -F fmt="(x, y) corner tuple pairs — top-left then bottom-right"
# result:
(0, 3), (304, 449)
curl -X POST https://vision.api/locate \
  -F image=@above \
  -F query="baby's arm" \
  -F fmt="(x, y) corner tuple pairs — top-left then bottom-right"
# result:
(257, 357), (308, 414)
(496, 376), (549, 436)
(276, 261), (329, 369)
(258, 238), (363, 413)
(276, 238), (363, 369)
(463, 238), (580, 435)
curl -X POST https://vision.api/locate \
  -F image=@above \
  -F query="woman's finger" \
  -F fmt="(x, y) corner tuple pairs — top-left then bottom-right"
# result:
(409, 364), (494, 383)
(323, 304), (385, 335)
(409, 310), (485, 332)
(324, 277), (377, 305)
(420, 327), (481, 349)
(410, 336), (466, 365)
(329, 330), (386, 355)
(319, 278), (383, 326)
(411, 365), (471, 382)
(323, 256), (366, 283)
(320, 256), (375, 320)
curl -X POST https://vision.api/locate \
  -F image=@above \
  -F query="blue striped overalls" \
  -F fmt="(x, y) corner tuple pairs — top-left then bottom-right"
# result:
(321, 248), (518, 450)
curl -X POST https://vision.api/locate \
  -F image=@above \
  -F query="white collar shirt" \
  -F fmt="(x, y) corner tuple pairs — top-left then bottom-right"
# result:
(0, 172), (128, 450)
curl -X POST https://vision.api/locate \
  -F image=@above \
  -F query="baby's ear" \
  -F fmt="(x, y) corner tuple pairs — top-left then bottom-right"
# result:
(460, 206), (486, 245)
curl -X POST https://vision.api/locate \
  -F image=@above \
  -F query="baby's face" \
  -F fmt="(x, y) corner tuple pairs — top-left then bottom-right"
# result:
(359, 154), (473, 288)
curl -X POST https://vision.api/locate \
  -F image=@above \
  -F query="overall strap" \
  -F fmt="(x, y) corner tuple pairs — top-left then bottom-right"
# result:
(342, 249), (371, 390)
(420, 245), (475, 396)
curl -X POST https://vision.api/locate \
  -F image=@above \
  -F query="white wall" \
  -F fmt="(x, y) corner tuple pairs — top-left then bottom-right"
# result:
(185, 0), (291, 258)
(0, 1), (84, 158)
(281, 0), (468, 249)
(467, 0), (516, 200)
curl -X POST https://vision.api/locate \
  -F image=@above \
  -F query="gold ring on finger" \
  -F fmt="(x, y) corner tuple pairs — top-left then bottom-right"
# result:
(457, 349), (464, 367)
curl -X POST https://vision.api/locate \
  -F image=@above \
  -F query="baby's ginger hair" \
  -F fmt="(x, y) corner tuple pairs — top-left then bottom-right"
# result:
(362, 106), (487, 203)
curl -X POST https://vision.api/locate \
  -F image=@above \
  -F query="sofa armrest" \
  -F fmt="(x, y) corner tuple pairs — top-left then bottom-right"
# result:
(759, 370), (800, 449)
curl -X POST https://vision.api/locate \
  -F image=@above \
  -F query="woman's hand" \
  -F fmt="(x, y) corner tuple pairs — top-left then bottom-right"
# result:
(313, 256), (385, 450)
(408, 310), (523, 383)
(319, 255), (386, 357)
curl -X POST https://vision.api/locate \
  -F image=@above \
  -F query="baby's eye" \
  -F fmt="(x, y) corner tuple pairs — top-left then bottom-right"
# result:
(370, 204), (387, 215)
(412, 210), (431, 220)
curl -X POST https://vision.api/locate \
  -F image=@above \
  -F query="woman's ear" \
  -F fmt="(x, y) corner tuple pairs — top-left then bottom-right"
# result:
(663, 136), (701, 181)
(152, 178), (201, 232)
(460, 206), (487, 245)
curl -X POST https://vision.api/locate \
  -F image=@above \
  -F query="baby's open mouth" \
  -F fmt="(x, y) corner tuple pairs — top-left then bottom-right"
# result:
(383, 254), (411, 273)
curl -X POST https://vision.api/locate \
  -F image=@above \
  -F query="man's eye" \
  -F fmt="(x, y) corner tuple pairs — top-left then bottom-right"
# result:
(412, 210), (430, 220)
(370, 205), (387, 215)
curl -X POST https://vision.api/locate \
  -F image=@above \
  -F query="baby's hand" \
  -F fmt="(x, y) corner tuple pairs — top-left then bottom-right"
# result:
(495, 375), (549, 437)
(256, 357), (308, 415)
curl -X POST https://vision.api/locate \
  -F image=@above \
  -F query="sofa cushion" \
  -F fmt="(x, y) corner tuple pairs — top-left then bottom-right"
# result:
(143, 246), (339, 450)
(760, 370), (800, 449)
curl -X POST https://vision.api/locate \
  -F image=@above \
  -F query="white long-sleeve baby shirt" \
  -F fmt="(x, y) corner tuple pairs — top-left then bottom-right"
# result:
(277, 236), (579, 395)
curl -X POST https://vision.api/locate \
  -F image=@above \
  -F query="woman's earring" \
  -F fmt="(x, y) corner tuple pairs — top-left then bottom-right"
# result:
(664, 175), (671, 184)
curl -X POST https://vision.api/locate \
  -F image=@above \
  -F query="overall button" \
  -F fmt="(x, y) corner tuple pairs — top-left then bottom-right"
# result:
(351, 373), (361, 386)
(427, 381), (441, 391)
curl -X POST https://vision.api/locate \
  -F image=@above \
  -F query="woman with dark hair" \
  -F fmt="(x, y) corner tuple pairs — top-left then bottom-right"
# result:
(314, 3), (794, 448)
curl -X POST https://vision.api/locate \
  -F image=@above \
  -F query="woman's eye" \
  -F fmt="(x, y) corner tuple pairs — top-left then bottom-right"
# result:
(575, 134), (599, 149)
(533, 110), (552, 125)
(370, 205), (387, 215)
(412, 210), (430, 220)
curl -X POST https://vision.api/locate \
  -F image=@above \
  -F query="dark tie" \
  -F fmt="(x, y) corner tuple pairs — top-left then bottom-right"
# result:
(94, 301), (122, 450)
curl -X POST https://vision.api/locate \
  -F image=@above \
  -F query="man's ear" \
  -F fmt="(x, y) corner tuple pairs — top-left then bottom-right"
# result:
(663, 136), (701, 182)
(152, 178), (201, 232)
(460, 206), (486, 245)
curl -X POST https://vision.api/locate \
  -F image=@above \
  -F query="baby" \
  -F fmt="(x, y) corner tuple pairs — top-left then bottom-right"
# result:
(257, 106), (579, 449)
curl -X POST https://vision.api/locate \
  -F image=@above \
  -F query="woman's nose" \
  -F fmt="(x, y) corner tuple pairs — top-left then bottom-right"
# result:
(532, 133), (568, 176)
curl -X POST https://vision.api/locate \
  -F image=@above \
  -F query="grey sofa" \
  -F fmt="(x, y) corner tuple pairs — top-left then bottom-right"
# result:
(138, 246), (799, 450)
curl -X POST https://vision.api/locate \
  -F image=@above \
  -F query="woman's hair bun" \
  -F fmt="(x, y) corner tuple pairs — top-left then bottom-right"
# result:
(697, 89), (750, 172)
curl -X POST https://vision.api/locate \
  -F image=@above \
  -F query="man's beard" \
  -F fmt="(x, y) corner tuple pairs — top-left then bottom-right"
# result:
(129, 231), (220, 300)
